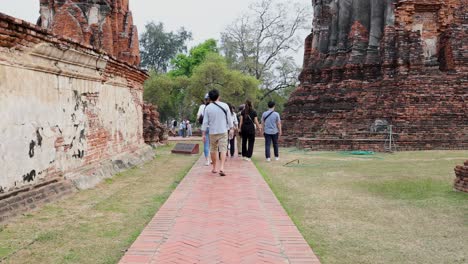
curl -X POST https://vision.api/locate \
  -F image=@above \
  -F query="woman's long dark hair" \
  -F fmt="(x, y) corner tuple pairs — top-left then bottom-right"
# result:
(227, 103), (234, 115)
(244, 100), (253, 116)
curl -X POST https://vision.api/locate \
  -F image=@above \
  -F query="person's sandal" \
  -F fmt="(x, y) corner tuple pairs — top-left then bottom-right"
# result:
(219, 171), (226, 176)
(212, 170), (218, 174)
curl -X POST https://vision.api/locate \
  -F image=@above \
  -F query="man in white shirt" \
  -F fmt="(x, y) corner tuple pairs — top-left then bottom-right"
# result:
(197, 94), (211, 165)
(202, 89), (234, 176)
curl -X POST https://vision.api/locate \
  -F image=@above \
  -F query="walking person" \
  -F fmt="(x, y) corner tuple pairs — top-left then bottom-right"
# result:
(236, 104), (244, 157)
(239, 100), (262, 161)
(187, 120), (192, 137)
(178, 121), (184, 137)
(197, 94), (211, 166)
(227, 103), (239, 158)
(201, 89), (234, 176)
(262, 101), (282, 162)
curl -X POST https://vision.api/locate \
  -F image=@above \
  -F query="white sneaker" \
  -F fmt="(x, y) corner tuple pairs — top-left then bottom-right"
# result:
(275, 157), (279, 161)
(204, 160), (210, 166)
(246, 158), (251, 161)
(266, 158), (271, 162)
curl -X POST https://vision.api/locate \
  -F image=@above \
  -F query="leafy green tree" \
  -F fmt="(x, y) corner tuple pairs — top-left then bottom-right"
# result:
(143, 72), (190, 121)
(188, 53), (259, 108)
(169, 39), (219, 77)
(140, 22), (192, 72)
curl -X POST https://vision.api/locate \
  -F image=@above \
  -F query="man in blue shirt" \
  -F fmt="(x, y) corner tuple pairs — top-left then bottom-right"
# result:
(201, 89), (234, 176)
(261, 101), (282, 162)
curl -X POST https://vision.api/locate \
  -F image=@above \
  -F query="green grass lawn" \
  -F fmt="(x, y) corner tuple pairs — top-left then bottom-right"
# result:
(0, 142), (199, 264)
(253, 142), (468, 264)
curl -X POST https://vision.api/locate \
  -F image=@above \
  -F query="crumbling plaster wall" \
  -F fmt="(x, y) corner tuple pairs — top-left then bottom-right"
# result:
(0, 13), (150, 194)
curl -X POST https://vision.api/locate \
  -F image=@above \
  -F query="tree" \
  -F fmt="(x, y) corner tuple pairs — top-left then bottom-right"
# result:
(220, 0), (309, 101)
(169, 39), (219, 77)
(188, 53), (259, 108)
(143, 72), (190, 121)
(140, 22), (192, 72)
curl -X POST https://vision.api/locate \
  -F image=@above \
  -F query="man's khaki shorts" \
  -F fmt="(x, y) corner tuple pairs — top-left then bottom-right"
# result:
(209, 132), (228, 153)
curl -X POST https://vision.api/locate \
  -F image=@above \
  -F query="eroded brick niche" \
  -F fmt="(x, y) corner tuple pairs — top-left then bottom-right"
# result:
(282, 0), (468, 151)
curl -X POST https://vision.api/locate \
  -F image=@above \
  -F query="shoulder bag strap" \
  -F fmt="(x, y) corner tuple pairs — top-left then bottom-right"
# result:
(213, 102), (228, 126)
(263, 111), (275, 123)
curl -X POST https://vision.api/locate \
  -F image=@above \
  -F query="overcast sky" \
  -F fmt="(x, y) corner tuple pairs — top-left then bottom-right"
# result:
(1, 0), (311, 62)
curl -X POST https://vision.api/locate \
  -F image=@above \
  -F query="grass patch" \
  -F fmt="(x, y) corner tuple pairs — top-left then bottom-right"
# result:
(359, 178), (462, 201)
(0, 141), (199, 263)
(36, 231), (60, 242)
(253, 140), (468, 264)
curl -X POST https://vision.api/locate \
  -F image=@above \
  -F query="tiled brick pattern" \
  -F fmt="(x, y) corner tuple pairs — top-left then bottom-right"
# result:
(120, 157), (320, 264)
(454, 160), (468, 192)
(283, 0), (468, 151)
(38, 0), (141, 66)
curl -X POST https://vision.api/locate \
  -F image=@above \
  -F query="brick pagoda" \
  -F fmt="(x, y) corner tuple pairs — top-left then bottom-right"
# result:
(282, 0), (468, 151)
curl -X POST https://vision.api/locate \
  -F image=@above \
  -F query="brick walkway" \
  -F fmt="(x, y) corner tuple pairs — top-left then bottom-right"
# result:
(119, 156), (320, 264)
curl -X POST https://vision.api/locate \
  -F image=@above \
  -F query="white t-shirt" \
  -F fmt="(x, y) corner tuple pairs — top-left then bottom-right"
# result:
(197, 104), (206, 118)
(201, 101), (233, 134)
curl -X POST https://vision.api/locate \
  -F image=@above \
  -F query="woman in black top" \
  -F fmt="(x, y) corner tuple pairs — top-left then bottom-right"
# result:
(239, 100), (262, 160)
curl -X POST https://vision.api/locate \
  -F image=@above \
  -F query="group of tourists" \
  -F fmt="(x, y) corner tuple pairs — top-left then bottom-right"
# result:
(197, 89), (282, 176)
(171, 119), (192, 138)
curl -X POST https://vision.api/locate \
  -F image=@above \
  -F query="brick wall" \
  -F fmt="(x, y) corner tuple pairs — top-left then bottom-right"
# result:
(0, 12), (153, 221)
(283, 0), (468, 151)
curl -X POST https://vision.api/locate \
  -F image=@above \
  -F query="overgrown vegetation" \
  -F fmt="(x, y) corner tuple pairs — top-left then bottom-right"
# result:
(253, 145), (468, 264)
(0, 143), (198, 263)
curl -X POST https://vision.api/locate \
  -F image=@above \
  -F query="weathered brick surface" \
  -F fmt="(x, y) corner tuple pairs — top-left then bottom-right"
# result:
(0, 5), (155, 221)
(0, 179), (75, 223)
(454, 160), (468, 192)
(38, 0), (140, 66)
(143, 103), (168, 145)
(283, 0), (468, 151)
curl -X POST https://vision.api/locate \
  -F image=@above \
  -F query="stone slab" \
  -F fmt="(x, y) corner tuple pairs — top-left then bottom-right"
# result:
(171, 143), (199, 155)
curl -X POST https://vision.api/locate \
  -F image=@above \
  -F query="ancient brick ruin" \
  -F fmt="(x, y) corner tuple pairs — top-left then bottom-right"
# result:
(454, 161), (468, 192)
(143, 103), (168, 145)
(38, 0), (140, 66)
(0, 0), (155, 222)
(282, 0), (468, 151)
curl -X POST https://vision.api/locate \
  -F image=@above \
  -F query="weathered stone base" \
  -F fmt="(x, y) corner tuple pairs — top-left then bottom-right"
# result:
(283, 137), (468, 152)
(0, 145), (154, 223)
(0, 179), (75, 223)
(454, 160), (468, 193)
(66, 144), (154, 190)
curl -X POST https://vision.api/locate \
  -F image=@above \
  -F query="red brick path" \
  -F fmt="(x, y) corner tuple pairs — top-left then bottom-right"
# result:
(119, 156), (320, 264)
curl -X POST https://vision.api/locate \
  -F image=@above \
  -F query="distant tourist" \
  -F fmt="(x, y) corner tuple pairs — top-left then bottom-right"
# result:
(172, 119), (177, 134)
(236, 104), (245, 157)
(227, 103), (239, 158)
(239, 100), (262, 161)
(186, 120), (192, 137)
(261, 101), (282, 162)
(197, 94), (211, 166)
(201, 89), (234, 176)
(179, 120), (185, 137)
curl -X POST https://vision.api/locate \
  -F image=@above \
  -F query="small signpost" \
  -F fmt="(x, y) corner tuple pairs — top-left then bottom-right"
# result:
(171, 143), (199, 155)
